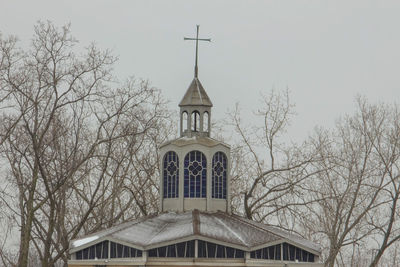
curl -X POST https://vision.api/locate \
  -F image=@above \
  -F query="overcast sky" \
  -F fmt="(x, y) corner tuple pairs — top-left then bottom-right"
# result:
(1, 0), (400, 142)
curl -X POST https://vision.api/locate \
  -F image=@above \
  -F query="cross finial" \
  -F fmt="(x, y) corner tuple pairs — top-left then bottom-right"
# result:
(184, 25), (211, 78)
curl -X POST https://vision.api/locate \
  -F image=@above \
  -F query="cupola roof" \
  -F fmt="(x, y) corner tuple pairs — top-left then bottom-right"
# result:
(179, 77), (213, 107)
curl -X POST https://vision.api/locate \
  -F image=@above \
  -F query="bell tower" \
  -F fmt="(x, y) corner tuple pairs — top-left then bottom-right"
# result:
(179, 77), (212, 138)
(159, 26), (231, 213)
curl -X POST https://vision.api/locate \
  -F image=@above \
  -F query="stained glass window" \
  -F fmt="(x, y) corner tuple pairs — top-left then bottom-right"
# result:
(163, 151), (179, 198)
(184, 151), (207, 198)
(212, 152), (227, 199)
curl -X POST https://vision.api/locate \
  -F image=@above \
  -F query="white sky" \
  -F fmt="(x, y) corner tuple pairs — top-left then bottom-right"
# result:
(1, 0), (399, 142)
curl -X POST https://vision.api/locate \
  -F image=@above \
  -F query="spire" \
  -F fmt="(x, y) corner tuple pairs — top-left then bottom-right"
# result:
(184, 25), (211, 78)
(179, 78), (213, 107)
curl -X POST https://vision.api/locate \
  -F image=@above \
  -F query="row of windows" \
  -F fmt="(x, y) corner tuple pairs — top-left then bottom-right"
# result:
(148, 240), (195, 258)
(250, 243), (315, 262)
(198, 240), (244, 258)
(75, 241), (142, 260)
(181, 110), (209, 132)
(251, 244), (281, 260)
(282, 242), (315, 262)
(163, 151), (227, 199)
(75, 240), (315, 262)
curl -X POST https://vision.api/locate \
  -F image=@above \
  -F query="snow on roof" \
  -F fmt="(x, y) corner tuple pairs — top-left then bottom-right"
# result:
(229, 213), (322, 252)
(71, 210), (321, 254)
(198, 212), (280, 247)
(72, 235), (99, 247)
(111, 212), (193, 247)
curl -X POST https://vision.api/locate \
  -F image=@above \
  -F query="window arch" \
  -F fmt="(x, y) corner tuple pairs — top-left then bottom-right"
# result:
(184, 151), (207, 198)
(203, 111), (209, 132)
(212, 152), (227, 199)
(191, 111), (200, 132)
(163, 151), (179, 198)
(182, 111), (188, 132)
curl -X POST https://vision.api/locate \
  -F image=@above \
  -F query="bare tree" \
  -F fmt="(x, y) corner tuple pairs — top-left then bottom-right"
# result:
(299, 97), (399, 267)
(0, 21), (173, 267)
(229, 92), (400, 266)
(229, 90), (320, 228)
(360, 100), (400, 267)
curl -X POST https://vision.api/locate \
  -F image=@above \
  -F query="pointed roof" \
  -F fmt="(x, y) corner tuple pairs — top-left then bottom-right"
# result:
(179, 78), (213, 107)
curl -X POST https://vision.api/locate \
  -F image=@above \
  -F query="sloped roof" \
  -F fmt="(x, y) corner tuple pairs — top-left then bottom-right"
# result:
(179, 78), (213, 107)
(70, 210), (321, 254)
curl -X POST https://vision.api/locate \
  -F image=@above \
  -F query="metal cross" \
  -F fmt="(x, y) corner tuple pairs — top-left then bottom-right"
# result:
(184, 25), (211, 78)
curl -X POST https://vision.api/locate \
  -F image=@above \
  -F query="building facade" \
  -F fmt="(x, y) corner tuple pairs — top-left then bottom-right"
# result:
(68, 74), (323, 267)
(69, 28), (322, 266)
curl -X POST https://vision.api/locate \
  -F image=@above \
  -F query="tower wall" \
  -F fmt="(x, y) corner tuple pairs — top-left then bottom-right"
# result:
(160, 140), (230, 213)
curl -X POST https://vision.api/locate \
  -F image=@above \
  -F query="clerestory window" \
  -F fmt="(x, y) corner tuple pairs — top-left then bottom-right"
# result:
(75, 240), (142, 260)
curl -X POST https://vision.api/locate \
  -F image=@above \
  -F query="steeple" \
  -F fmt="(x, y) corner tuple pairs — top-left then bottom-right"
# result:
(159, 25), (231, 214)
(180, 25), (212, 137)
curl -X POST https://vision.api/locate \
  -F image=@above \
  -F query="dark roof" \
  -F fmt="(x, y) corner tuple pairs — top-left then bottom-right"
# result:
(179, 78), (213, 107)
(70, 210), (321, 254)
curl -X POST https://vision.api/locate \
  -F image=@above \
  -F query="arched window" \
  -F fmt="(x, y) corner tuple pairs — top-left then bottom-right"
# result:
(191, 111), (200, 132)
(212, 152), (227, 199)
(203, 111), (209, 132)
(184, 151), (206, 198)
(182, 111), (188, 132)
(163, 151), (179, 198)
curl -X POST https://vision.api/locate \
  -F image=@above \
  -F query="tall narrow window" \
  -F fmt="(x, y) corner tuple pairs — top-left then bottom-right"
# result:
(184, 151), (206, 198)
(191, 111), (200, 132)
(212, 152), (227, 199)
(163, 151), (179, 198)
(182, 111), (188, 132)
(203, 111), (209, 132)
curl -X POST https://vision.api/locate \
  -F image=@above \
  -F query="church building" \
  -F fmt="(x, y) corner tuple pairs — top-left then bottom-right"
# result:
(68, 26), (322, 267)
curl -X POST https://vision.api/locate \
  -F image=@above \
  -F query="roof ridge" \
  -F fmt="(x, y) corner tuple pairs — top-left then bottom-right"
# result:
(145, 211), (192, 245)
(70, 213), (159, 247)
(228, 213), (321, 252)
(111, 213), (159, 236)
(195, 78), (203, 103)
